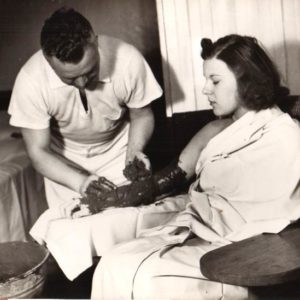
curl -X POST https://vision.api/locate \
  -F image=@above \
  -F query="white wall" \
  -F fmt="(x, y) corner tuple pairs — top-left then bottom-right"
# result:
(0, 0), (162, 90)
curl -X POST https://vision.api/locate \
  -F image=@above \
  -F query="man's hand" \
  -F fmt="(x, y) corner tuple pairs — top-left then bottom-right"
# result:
(79, 174), (98, 196)
(124, 155), (152, 182)
(126, 151), (151, 173)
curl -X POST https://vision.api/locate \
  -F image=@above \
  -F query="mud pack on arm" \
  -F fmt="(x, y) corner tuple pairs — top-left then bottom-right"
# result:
(80, 157), (187, 214)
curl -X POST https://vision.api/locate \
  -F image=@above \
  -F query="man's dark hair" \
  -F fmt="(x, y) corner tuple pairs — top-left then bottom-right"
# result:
(201, 34), (289, 110)
(41, 7), (94, 63)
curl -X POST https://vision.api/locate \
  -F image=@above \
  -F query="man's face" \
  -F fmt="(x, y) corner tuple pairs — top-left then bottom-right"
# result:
(47, 38), (100, 90)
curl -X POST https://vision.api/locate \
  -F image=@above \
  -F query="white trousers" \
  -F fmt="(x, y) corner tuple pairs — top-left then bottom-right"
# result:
(91, 234), (250, 300)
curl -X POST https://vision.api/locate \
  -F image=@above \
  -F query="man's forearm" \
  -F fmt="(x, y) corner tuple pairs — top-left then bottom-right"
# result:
(126, 106), (154, 162)
(29, 147), (88, 193)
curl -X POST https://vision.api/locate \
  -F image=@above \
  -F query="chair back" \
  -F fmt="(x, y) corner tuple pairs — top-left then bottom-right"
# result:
(278, 96), (300, 120)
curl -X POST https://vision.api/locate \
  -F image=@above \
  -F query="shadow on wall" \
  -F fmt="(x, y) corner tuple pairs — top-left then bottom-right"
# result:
(270, 41), (300, 95)
(0, 91), (12, 111)
(160, 56), (185, 114)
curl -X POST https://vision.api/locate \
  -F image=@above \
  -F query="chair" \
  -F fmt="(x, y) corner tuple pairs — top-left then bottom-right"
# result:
(200, 96), (300, 292)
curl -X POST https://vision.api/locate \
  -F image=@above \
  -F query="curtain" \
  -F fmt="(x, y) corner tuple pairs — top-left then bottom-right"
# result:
(156, 0), (300, 116)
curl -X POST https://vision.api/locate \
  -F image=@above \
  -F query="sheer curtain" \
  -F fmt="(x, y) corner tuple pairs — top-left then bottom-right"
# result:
(156, 0), (300, 116)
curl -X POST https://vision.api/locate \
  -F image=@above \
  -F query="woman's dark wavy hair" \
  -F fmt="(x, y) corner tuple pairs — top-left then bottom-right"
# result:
(41, 7), (94, 63)
(201, 34), (289, 110)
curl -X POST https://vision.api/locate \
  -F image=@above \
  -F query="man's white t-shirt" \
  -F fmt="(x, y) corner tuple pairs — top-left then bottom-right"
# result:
(8, 35), (163, 205)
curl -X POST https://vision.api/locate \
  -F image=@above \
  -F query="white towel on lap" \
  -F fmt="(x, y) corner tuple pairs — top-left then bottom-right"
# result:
(30, 206), (140, 280)
(30, 196), (189, 280)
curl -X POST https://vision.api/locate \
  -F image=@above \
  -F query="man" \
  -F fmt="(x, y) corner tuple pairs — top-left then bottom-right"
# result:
(8, 7), (173, 280)
(9, 7), (162, 210)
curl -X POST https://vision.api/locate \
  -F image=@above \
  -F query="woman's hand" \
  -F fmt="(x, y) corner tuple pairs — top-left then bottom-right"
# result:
(105, 178), (156, 207)
(80, 178), (157, 214)
(80, 175), (117, 196)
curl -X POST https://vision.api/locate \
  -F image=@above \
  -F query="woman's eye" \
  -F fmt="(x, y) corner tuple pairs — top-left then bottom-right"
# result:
(212, 81), (220, 85)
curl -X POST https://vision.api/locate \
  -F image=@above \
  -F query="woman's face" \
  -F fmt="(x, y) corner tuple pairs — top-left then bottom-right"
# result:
(202, 57), (248, 119)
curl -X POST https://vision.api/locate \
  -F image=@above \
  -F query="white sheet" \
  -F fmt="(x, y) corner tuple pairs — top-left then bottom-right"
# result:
(0, 111), (47, 242)
(30, 195), (189, 280)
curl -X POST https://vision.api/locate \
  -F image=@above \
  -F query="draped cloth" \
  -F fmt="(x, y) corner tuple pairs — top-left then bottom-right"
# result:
(91, 107), (300, 300)
(30, 195), (189, 280)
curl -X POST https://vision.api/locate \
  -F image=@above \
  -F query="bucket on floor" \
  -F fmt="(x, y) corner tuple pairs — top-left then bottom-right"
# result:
(0, 241), (49, 298)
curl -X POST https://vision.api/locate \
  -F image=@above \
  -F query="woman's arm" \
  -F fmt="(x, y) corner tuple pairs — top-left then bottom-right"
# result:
(178, 118), (233, 178)
(81, 118), (233, 213)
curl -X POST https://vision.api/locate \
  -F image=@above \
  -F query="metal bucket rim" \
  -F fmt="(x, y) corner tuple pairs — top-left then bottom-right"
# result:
(0, 244), (50, 284)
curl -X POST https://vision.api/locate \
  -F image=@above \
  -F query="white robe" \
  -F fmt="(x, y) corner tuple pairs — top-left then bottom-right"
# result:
(91, 107), (300, 300)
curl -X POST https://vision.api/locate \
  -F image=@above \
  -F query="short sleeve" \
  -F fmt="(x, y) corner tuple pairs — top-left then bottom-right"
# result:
(121, 48), (163, 108)
(8, 68), (50, 129)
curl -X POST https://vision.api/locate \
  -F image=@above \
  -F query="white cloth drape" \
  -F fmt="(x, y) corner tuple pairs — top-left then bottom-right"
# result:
(30, 195), (189, 280)
(0, 111), (47, 242)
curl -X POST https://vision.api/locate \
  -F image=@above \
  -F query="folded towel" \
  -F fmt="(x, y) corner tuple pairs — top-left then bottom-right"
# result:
(30, 197), (189, 280)
(30, 207), (93, 280)
(30, 205), (141, 280)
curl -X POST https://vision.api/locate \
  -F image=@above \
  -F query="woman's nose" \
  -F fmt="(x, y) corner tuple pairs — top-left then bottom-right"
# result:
(202, 82), (211, 95)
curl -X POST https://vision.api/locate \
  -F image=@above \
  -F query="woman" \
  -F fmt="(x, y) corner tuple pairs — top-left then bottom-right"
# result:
(91, 34), (300, 299)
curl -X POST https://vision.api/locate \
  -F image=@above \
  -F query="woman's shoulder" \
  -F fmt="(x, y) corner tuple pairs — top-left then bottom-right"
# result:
(270, 107), (300, 137)
(266, 108), (300, 156)
(184, 118), (233, 159)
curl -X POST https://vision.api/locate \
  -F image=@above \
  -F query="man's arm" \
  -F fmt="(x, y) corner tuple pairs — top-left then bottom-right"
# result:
(21, 127), (92, 195)
(126, 104), (155, 168)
